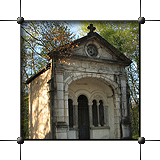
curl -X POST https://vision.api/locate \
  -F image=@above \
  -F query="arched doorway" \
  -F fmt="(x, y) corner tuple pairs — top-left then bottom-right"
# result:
(78, 95), (90, 139)
(67, 76), (121, 139)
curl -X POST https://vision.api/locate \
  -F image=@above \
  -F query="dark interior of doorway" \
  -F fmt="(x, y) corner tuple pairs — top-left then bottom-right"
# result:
(78, 95), (90, 139)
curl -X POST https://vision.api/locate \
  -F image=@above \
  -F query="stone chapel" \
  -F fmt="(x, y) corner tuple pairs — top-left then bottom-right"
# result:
(26, 24), (132, 139)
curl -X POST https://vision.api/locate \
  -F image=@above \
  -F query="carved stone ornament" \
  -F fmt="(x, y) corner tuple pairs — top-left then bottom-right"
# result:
(87, 44), (98, 57)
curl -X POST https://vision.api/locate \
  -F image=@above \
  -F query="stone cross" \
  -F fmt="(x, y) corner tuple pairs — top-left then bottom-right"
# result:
(87, 24), (96, 33)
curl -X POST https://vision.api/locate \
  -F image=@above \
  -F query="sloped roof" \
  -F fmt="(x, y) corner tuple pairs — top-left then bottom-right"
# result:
(26, 31), (132, 84)
(25, 63), (51, 84)
(48, 31), (132, 65)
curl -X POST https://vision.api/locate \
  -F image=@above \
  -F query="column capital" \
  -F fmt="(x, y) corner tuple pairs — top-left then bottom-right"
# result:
(88, 102), (93, 106)
(74, 102), (78, 106)
(64, 91), (69, 96)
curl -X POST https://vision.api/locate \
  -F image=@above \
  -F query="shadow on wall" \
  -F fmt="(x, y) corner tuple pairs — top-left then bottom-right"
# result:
(29, 71), (51, 139)
(44, 131), (51, 139)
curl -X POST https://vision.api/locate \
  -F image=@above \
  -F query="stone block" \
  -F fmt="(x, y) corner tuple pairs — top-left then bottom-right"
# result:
(57, 133), (68, 139)
(77, 67), (85, 72)
(58, 99), (64, 108)
(57, 91), (64, 99)
(121, 124), (131, 138)
(64, 116), (69, 125)
(96, 74), (100, 78)
(86, 73), (92, 77)
(64, 108), (69, 116)
(64, 84), (69, 91)
(75, 72), (82, 77)
(82, 62), (88, 68)
(82, 74), (87, 78)
(73, 77), (78, 81)
(121, 79), (126, 87)
(64, 100), (68, 108)
(122, 94), (127, 102)
(78, 75), (83, 79)
(57, 82), (63, 91)
(92, 73), (97, 77)
(58, 109), (64, 116)
(56, 122), (68, 138)
(85, 69), (96, 73)
(122, 86), (126, 92)
(92, 129), (110, 139)
(68, 130), (76, 139)
(56, 74), (63, 83)
(57, 116), (64, 122)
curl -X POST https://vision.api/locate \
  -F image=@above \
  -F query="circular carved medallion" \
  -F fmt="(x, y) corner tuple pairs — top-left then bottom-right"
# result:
(87, 44), (98, 57)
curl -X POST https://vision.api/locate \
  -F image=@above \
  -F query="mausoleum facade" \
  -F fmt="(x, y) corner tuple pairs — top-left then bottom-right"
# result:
(26, 25), (132, 139)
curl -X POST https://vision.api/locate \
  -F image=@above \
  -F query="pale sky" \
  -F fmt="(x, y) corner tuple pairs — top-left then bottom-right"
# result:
(67, 21), (82, 39)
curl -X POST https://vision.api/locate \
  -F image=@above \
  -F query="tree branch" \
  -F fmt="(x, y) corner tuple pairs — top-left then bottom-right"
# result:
(21, 36), (49, 59)
(21, 26), (43, 43)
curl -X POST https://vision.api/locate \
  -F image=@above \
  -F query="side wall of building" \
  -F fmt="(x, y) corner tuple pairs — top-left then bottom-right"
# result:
(29, 68), (51, 139)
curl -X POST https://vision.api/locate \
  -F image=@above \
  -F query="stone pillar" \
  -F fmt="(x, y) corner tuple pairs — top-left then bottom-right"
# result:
(72, 104), (76, 128)
(88, 102), (94, 128)
(54, 70), (68, 139)
(97, 102), (101, 127)
(64, 92), (69, 127)
(55, 73), (64, 122)
(56, 122), (68, 139)
(114, 94), (121, 139)
(74, 102), (78, 129)
(121, 117), (132, 139)
(120, 74), (132, 139)
(74, 102), (78, 139)
(104, 106), (108, 126)
(120, 76), (128, 117)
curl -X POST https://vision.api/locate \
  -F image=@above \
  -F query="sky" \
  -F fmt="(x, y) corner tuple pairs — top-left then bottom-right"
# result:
(67, 21), (83, 39)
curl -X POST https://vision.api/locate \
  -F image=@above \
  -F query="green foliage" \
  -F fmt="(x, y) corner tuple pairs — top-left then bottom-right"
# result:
(21, 83), (29, 139)
(130, 104), (139, 139)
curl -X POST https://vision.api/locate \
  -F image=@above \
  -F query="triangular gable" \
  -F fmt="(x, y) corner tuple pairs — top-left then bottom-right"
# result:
(48, 32), (132, 66)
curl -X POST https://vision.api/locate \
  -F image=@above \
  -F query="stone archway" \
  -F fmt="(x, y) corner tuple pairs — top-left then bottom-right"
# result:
(64, 73), (120, 94)
(65, 73), (121, 139)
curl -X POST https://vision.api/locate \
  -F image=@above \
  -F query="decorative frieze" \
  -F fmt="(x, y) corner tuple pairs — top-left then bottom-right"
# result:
(62, 60), (122, 75)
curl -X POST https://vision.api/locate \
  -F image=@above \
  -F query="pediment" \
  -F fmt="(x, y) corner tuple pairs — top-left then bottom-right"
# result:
(48, 32), (132, 66)
(71, 36), (120, 62)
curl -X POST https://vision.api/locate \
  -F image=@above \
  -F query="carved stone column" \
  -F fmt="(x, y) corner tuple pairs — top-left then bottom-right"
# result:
(120, 75), (128, 117)
(64, 92), (69, 126)
(88, 102), (94, 128)
(104, 106), (108, 126)
(114, 93), (121, 139)
(74, 102), (78, 129)
(121, 117), (132, 139)
(97, 101), (101, 127)
(54, 69), (68, 139)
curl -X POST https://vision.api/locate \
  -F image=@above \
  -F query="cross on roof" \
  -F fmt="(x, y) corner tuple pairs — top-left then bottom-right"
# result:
(87, 24), (96, 33)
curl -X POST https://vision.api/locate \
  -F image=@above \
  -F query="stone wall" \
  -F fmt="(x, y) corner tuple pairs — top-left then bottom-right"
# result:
(29, 68), (51, 139)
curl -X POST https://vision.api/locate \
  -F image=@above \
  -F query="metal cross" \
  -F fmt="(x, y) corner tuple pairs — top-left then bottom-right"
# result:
(87, 24), (96, 33)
